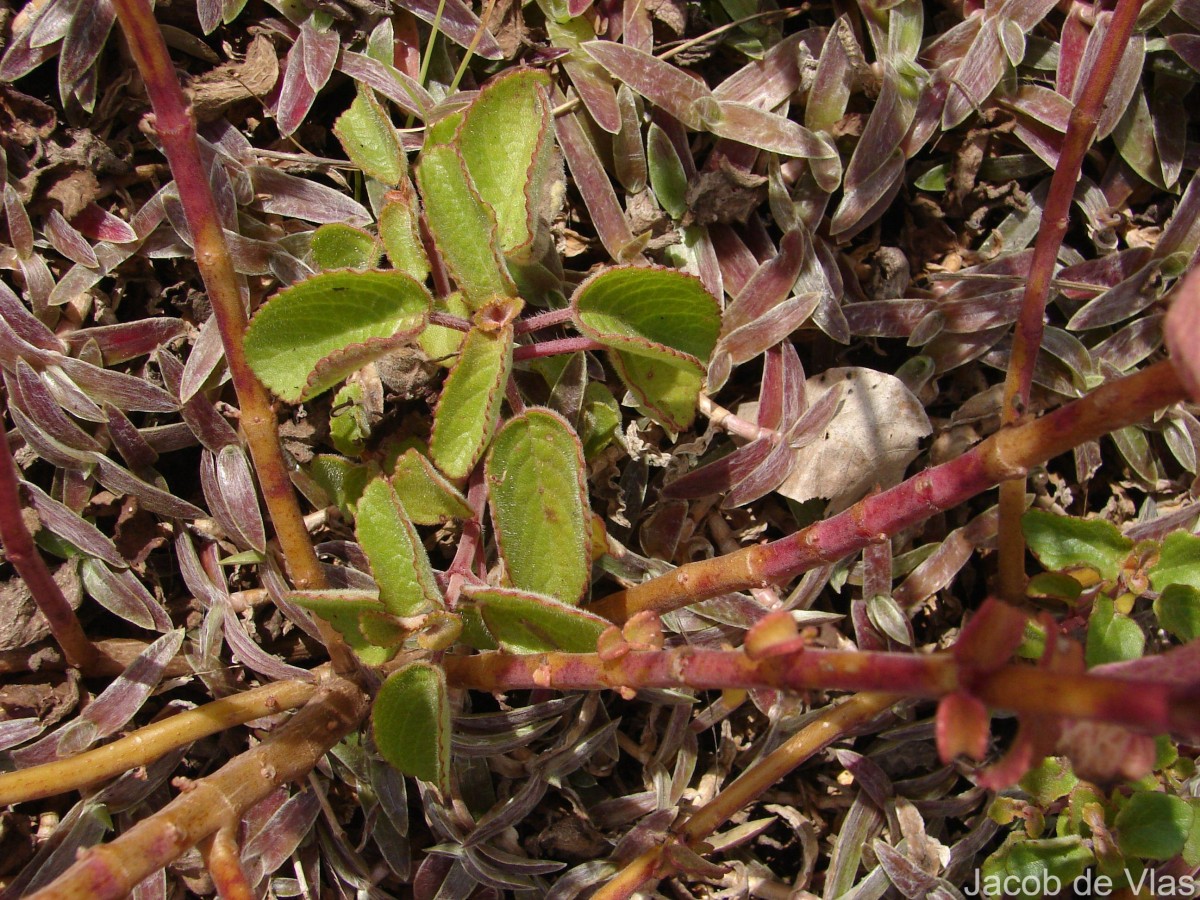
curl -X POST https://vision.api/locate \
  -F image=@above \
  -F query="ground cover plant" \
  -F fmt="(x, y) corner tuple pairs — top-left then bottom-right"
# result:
(0, 0), (1198, 896)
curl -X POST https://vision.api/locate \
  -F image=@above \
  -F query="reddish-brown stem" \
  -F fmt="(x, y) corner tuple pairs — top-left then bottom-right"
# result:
(514, 306), (575, 335)
(27, 675), (368, 900)
(996, 0), (1147, 601)
(110, 0), (353, 671)
(427, 310), (471, 332)
(444, 646), (1188, 734)
(513, 336), (607, 361)
(0, 417), (99, 670)
(588, 360), (1186, 622)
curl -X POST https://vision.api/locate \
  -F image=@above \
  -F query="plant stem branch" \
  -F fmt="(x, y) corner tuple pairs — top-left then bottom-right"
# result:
(0, 677), (320, 805)
(444, 647), (1187, 734)
(0, 418), (99, 670)
(588, 360), (1185, 622)
(110, 0), (354, 672)
(514, 307), (574, 335)
(513, 336), (607, 361)
(26, 675), (368, 900)
(996, 0), (1147, 601)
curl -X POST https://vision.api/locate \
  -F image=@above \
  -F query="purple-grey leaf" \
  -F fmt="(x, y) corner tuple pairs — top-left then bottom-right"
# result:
(708, 224), (761, 296)
(830, 151), (905, 240)
(250, 166), (372, 226)
(242, 790), (322, 886)
(89, 454), (205, 518)
(158, 348), (239, 450)
(555, 108), (638, 262)
(71, 203), (137, 244)
(722, 437), (795, 507)
(712, 101), (839, 168)
(843, 299), (936, 338)
(64, 318), (186, 366)
(0, 718), (44, 751)
(338, 51), (433, 119)
(198, 0), (222, 33)
(80, 558), (172, 632)
(105, 403), (160, 472)
(715, 29), (826, 107)
(663, 439), (774, 499)
(1066, 262), (1160, 331)
(719, 293), (821, 367)
(59, 0), (115, 86)
(0, 278), (62, 353)
(0, 3), (62, 81)
(582, 42), (713, 131)
(21, 479), (124, 566)
(57, 356), (177, 412)
(5, 183), (34, 259)
(301, 17), (339, 91)
(274, 32), (318, 137)
(722, 229), (809, 334)
(44, 209), (97, 267)
(222, 596), (311, 682)
(216, 443), (267, 552)
(942, 22), (1004, 130)
(12, 629), (183, 766)
(9, 402), (94, 467)
(1074, 14), (1143, 139)
(394, 0), (504, 59)
(9, 361), (103, 452)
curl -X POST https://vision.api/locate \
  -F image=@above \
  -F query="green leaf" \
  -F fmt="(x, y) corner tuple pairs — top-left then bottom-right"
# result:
(416, 144), (516, 305)
(486, 408), (591, 604)
(980, 835), (1093, 900)
(571, 265), (721, 366)
(1150, 530), (1200, 592)
(1021, 509), (1133, 581)
(309, 223), (383, 271)
(244, 270), (431, 402)
(391, 448), (473, 525)
(374, 662), (451, 793)
(419, 292), (470, 365)
(456, 69), (555, 261)
(464, 585), (608, 652)
(308, 454), (373, 518)
(286, 589), (400, 665)
(1020, 757), (1079, 805)
(330, 383), (371, 456)
(334, 84), (406, 185)
(1086, 595), (1145, 666)
(1115, 792), (1194, 859)
(646, 123), (688, 219)
(571, 266), (720, 431)
(430, 315), (514, 480)
(355, 477), (443, 616)
(379, 185), (430, 282)
(581, 381), (621, 460)
(1155, 583), (1200, 641)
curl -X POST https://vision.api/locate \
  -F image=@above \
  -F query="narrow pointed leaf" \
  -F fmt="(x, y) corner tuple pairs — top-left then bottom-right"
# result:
(465, 585), (607, 652)
(486, 408), (590, 604)
(430, 321), (513, 480)
(356, 477), (443, 616)
(416, 144), (516, 305)
(244, 270), (431, 402)
(582, 42), (714, 131)
(374, 663), (451, 794)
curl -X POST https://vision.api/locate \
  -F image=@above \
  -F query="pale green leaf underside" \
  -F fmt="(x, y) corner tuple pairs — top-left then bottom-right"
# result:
(391, 448), (473, 524)
(310, 223), (381, 271)
(571, 265), (721, 367)
(430, 326), (512, 480)
(286, 589), (398, 665)
(466, 585), (607, 652)
(244, 270), (431, 402)
(416, 144), (516, 305)
(1021, 509), (1133, 581)
(613, 351), (704, 432)
(374, 663), (451, 793)
(457, 69), (553, 260)
(333, 85), (406, 185)
(487, 408), (590, 604)
(355, 477), (443, 616)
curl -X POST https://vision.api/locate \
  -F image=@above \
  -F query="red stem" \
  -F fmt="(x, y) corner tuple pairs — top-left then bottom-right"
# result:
(513, 336), (607, 361)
